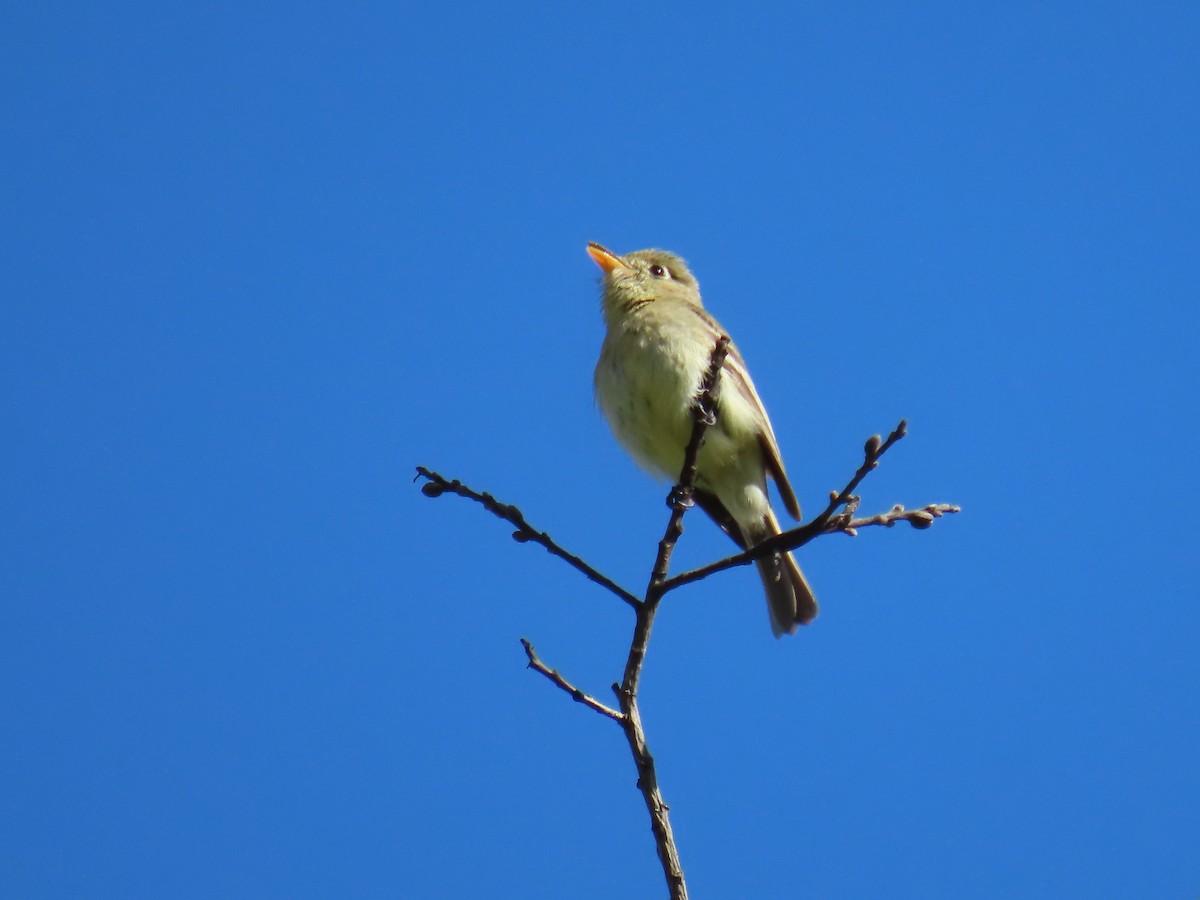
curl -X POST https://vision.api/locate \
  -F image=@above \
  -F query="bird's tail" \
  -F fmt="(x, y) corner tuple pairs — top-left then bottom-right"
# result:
(753, 510), (819, 638)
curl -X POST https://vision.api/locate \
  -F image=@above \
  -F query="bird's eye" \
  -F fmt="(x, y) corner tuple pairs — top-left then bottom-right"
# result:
(648, 264), (670, 279)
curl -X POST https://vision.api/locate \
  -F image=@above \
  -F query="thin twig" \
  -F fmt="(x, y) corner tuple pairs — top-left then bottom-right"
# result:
(415, 467), (641, 609)
(835, 502), (961, 536)
(645, 336), (731, 592)
(817, 420), (910, 526)
(520, 639), (624, 722)
(663, 420), (936, 592)
(620, 335), (729, 698)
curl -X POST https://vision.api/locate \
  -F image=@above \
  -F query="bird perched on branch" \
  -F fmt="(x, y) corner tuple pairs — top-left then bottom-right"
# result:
(588, 242), (817, 636)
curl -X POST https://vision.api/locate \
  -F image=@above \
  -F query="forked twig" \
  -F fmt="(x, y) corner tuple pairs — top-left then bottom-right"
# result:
(663, 421), (959, 592)
(417, 335), (958, 900)
(520, 639), (624, 722)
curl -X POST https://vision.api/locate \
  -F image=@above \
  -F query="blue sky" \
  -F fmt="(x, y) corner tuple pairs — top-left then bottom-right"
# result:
(3, 2), (1198, 897)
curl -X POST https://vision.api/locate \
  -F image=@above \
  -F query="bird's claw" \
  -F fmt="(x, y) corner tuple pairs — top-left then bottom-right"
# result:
(667, 486), (695, 511)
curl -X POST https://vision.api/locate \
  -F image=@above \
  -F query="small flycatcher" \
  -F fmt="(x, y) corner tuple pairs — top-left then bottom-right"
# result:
(589, 242), (817, 636)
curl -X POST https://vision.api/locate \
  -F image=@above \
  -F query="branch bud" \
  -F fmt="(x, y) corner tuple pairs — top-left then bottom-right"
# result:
(908, 511), (935, 529)
(864, 434), (882, 457)
(420, 482), (446, 498)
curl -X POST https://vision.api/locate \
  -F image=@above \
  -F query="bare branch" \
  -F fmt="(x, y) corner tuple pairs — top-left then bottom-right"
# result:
(619, 698), (687, 897)
(619, 336), (729, 701)
(415, 467), (641, 610)
(834, 502), (962, 536)
(520, 639), (624, 722)
(418, 334), (958, 900)
(417, 336), (728, 900)
(604, 336), (729, 900)
(815, 419), (910, 529)
(662, 419), (954, 592)
(645, 335), (731, 591)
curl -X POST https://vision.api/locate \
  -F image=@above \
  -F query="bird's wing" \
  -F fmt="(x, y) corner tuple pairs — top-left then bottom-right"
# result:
(723, 341), (803, 521)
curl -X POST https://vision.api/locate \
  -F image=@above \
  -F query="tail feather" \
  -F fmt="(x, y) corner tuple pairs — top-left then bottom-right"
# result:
(754, 511), (818, 637)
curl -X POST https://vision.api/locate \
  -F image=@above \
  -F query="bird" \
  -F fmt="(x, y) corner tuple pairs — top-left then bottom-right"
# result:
(588, 241), (817, 636)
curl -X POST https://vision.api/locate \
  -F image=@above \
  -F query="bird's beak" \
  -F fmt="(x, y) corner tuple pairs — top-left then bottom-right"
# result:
(587, 242), (628, 273)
